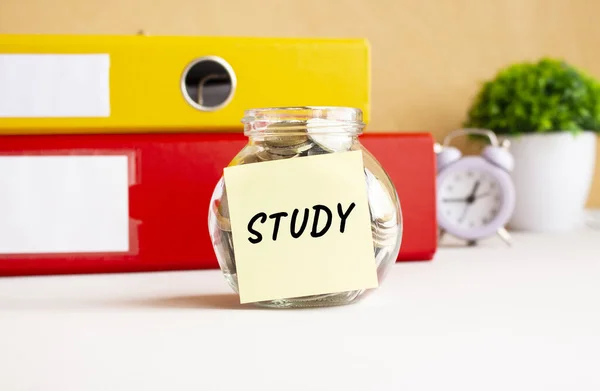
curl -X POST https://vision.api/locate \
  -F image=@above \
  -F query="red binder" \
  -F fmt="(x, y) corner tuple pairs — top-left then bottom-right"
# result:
(0, 132), (437, 277)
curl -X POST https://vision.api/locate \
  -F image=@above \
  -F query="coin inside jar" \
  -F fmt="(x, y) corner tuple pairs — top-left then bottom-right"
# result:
(217, 187), (230, 218)
(236, 153), (261, 165)
(372, 225), (398, 248)
(221, 230), (236, 273)
(263, 121), (309, 149)
(267, 140), (314, 156)
(306, 118), (354, 152)
(256, 150), (299, 161)
(306, 143), (329, 156)
(364, 168), (396, 223)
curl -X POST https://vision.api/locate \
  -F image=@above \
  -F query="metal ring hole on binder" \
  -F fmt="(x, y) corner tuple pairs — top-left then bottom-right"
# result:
(180, 56), (237, 111)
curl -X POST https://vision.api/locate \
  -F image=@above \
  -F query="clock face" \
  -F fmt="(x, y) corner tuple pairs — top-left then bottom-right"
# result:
(438, 169), (503, 230)
(436, 156), (515, 240)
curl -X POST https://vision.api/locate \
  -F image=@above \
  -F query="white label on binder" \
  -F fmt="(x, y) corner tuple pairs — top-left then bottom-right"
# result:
(0, 54), (110, 118)
(0, 156), (129, 254)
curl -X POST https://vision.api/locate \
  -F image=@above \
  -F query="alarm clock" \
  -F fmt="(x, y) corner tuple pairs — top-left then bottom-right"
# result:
(435, 128), (516, 246)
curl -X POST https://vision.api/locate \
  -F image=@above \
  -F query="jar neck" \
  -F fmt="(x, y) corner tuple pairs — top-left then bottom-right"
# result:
(242, 106), (365, 141)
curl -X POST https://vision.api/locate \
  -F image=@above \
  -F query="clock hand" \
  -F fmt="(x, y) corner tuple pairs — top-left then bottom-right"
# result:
(468, 180), (480, 200)
(442, 197), (469, 202)
(474, 191), (492, 200)
(454, 180), (482, 206)
(443, 180), (483, 205)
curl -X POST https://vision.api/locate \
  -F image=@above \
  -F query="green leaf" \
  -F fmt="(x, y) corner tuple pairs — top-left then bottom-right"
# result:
(464, 58), (600, 135)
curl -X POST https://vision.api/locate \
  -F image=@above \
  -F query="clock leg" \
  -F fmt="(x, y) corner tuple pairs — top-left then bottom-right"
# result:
(496, 227), (512, 246)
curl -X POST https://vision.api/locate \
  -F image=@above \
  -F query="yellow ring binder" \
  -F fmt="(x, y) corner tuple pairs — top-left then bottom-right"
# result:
(0, 34), (371, 135)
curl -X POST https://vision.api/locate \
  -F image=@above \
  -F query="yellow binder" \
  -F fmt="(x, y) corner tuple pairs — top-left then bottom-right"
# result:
(0, 34), (370, 135)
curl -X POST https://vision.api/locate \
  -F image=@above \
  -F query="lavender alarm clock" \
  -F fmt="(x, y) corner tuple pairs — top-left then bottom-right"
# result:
(435, 129), (516, 246)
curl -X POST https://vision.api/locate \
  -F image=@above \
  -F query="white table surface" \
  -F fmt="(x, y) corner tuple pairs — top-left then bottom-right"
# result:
(1, 226), (599, 391)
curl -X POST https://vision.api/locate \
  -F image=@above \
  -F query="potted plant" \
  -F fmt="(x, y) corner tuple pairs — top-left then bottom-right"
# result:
(464, 58), (599, 232)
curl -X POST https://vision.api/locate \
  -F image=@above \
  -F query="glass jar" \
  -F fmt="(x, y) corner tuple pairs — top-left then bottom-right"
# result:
(208, 106), (402, 308)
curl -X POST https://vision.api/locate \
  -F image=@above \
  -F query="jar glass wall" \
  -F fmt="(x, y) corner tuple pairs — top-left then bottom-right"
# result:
(208, 107), (402, 308)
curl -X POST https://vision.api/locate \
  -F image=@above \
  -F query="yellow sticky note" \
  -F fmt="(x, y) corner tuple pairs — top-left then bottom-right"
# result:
(223, 150), (378, 304)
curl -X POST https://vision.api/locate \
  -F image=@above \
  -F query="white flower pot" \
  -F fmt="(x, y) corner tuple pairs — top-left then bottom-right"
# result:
(506, 131), (597, 232)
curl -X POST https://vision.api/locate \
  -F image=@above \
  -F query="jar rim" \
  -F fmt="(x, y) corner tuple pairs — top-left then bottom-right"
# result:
(242, 106), (365, 136)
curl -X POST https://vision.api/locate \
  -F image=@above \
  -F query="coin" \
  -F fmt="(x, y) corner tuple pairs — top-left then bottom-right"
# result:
(364, 168), (396, 223)
(306, 118), (354, 152)
(308, 134), (353, 152)
(216, 212), (232, 232)
(306, 143), (329, 156)
(214, 188), (233, 233)
(256, 150), (299, 162)
(366, 166), (399, 250)
(268, 140), (314, 156)
(264, 121), (309, 148)
(217, 230), (236, 273)
(371, 224), (398, 248)
(228, 148), (262, 166)
(218, 187), (230, 218)
(373, 245), (388, 267)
